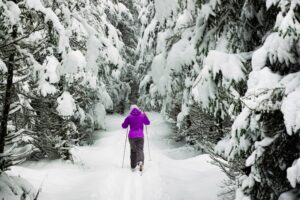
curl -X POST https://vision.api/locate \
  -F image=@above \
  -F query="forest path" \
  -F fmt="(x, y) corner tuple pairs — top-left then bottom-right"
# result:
(9, 112), (226, 200)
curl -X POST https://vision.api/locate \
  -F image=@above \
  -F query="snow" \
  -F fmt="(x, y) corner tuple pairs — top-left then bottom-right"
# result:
(281, 87), (300, 135)
(75, 106), (86, 125)
(251, 47), (268, 71)
(67, 15), (104, 88)
(246, 136), (276, 167)
(156, 30), (172, 53)
(174, 10), (193, 32)
(98, 85), (114, 110)
(41, 56), (60, 84)
(4, 1), (21, 25)
(61, 50), (87, 75)
(241, 174), (255, 191)
(150, 53), (167, 95)
(235, 188), (251, 200)
(139, 75), (151, 90)
(56, 91), (76, 117)
(166, 30), (196, 73)
(215, 108), (253, 159)
(0, 172), (36, 200)
(252, 32), (297, 72)
(275, 1), (300, 36)
(199, 4), (216, 21)
(137, 19), (158, 57)
(86, 35), (101, 74)
(192, 65), (217, 108)
(18, 94), (33, 110)
(187, 0), (196, 13)
(199, 0), (220, 20)
(176, 104), (189, 128)
(118, 3), (130, 15)
(154, 0), (178, 22)
(102, 37), (125, 68)
(8, 112), (227, 200)
(192, 50), (246, 109)
(264, 33), (295, 66)
(287, 158), (300, 188)
(0, 58), (7, 72)
(280, 72), (300, 135)
(242, 67), (282, 111)
(149, 28), (198, 97)
(90, 103), (106, 129)
(111, 69), (121, 80)
(106, 23), (124, 51)
(38, 81), (57, 97)
(204, 50), (246, 82)
(25, 0), (69, 53)
(240, 67), (300, 135)
(247, 67), (281, 91)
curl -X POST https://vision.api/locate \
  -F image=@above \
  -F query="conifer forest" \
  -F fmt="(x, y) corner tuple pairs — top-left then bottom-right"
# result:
(1, 0), (300, 200)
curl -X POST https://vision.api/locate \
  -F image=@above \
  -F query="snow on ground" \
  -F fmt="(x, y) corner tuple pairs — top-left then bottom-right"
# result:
(8, 112), (227, 200)
(0, 172), (36, 200)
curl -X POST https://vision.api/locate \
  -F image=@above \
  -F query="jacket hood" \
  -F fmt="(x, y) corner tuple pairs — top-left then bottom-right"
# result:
(130, 108), (141, 116)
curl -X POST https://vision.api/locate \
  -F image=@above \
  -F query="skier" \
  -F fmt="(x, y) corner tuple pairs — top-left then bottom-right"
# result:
(122, 105), (150, 172)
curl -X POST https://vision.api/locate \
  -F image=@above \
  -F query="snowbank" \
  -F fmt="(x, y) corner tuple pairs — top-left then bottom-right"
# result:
(0, 172), (36, 200)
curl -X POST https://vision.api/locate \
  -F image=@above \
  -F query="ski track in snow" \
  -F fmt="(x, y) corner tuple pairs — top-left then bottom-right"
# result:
(8, 112), (227, 200)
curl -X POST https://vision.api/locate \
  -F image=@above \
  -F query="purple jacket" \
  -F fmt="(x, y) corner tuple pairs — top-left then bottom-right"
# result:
(122, 108), (150, 138)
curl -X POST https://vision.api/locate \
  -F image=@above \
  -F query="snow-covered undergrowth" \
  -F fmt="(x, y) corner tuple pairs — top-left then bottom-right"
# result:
(0, 172), (35, 200)
(8, 112), (226, 200)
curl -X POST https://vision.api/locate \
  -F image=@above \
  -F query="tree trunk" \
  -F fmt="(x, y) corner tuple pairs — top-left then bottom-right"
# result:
(0, 25), (17, 154)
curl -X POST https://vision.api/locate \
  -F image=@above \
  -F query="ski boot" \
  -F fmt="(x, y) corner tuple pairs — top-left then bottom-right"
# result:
(138, 161), (143, 172)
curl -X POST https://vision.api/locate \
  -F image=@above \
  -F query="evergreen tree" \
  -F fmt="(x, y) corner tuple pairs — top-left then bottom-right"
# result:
(136, 0), (300, 199)
(0, 0), (139, 168)
(216, 1), (300, 199)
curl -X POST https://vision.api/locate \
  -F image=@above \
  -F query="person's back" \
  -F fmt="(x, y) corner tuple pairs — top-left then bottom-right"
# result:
(122, 105), (150, 171)
(122, 106), (150, 138)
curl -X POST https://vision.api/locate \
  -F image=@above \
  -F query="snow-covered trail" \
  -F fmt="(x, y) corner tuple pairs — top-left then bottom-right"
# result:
(9, 112), (227, 200)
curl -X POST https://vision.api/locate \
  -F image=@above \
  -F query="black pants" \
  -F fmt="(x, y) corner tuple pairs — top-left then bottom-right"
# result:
(129, 138), (144, 168)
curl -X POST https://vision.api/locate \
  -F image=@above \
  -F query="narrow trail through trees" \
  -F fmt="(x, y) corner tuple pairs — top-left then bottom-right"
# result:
(9, 113), (226, 200)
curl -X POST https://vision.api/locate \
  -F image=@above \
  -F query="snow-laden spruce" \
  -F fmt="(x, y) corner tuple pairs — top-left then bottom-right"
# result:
(0, 0), (140, 196)
(137, 0), (300, 199)
(215, 0), (300, 199)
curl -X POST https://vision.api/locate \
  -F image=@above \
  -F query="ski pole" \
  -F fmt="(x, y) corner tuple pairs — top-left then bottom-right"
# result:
(122, 127), (129, 168)
(145, 125), (152, 161)
(34, 174), (48, 200)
